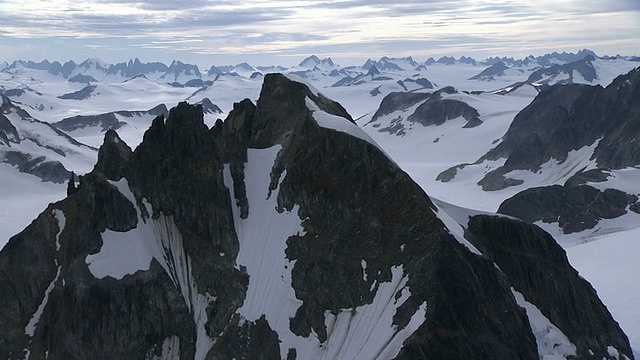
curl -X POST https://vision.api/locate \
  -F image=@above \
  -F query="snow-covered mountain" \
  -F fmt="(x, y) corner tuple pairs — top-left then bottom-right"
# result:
(0, 49), (639, 358)
(298, 55), (336, 70)
(0, 74), (633, 359)
(156, 60), (202, 83)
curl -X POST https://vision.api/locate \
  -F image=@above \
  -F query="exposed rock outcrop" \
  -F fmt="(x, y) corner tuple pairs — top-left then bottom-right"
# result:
(498, 183), (639, 233)
(407, 87), (482, 128)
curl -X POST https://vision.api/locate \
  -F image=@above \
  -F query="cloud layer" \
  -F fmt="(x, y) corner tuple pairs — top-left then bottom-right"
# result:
(0, 0), (638, 65)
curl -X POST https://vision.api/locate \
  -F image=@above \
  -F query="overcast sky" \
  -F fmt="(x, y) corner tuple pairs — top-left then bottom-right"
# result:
(1, 0), (639, 67)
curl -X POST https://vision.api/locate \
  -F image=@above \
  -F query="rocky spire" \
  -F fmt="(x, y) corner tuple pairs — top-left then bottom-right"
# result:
(92, 128), (133, 181)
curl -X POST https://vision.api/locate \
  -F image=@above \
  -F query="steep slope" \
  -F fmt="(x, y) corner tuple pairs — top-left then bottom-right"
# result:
(439, 67), (640, 192)
(0, 74), (632, 360)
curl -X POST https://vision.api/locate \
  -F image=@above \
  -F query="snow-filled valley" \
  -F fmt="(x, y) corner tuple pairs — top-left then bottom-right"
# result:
(1, 51), (639, 358)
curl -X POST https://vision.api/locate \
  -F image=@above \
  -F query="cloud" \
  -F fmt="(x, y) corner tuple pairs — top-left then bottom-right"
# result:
(0, 0), (638, 65)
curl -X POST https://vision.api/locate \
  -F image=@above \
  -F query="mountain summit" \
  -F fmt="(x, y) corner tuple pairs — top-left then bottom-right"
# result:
(0, 74), (632, 359)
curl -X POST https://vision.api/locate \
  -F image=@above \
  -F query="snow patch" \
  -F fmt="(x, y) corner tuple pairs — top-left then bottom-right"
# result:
(223, 146), (306, 358)
(606, 345), (630, 360)
(361, 259), (368, 282)
(311, 266), (426, 359)
(25, 266), (61, 337)
(84, 179), (215, 358)
(52, 209), (65, 251)
(306, 97), (386, 154)
(432, 198), (483, 255)
(505, 140), (600, 186)
(512, 289), (577, 359)
(85, 216), (159, 279)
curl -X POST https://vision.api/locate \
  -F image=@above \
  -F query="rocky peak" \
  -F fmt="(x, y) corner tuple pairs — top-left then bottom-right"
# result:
(366, 64), (380, 78)
(251, 73), (353, 147)
(92, 129), (133, 181)
(299, 55), (321, 67)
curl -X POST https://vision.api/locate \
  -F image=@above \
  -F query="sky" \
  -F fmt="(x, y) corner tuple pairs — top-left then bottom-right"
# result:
(0, 0), (639, 67)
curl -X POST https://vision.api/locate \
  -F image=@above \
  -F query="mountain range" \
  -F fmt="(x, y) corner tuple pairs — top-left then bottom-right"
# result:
(0, 49), (639, 359)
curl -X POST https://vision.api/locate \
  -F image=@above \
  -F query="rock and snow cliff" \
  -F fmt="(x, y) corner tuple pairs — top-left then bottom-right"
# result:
(0, 74), (633, 359)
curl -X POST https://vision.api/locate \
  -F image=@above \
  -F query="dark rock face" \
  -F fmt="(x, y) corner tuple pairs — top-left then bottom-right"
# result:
(408, 96), (481, 128)
(564, 168), (611, 187)
(93, 129), (132, 181)
(2, 88), (26, 97)
(184, 78), (204, 87)
(476, 167), (524, 191)
(480, 83), (594, 169)
(162, 60), (202, 81)
(498, 184), (639, 233)
(437, 56), (456, 65)
(0, 74), (633, 359)
(466, 215), (633, 359)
